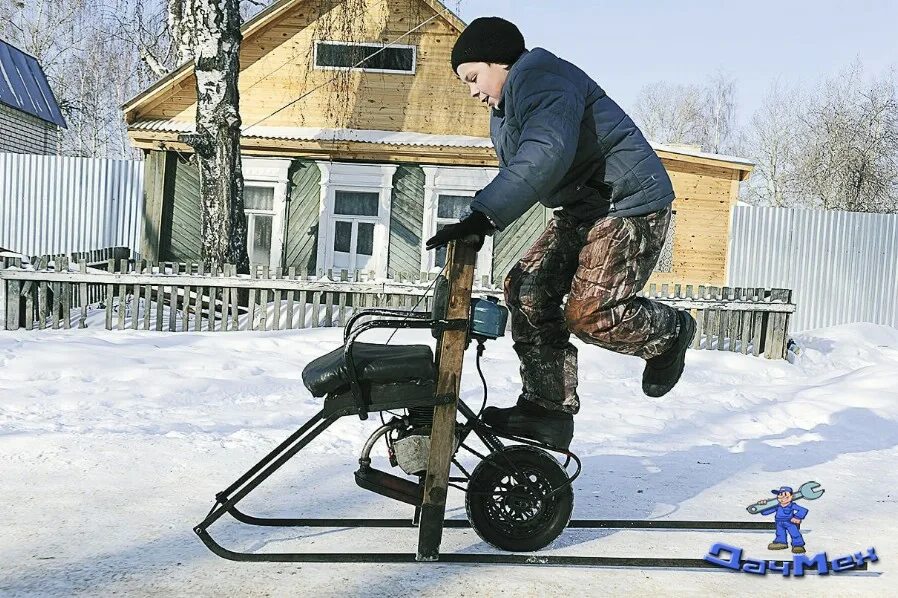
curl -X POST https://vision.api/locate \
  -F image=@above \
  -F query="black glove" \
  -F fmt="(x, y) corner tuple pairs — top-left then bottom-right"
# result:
(425, 210), (495, 252)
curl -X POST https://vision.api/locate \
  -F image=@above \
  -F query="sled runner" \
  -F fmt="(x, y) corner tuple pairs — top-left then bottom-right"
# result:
(195, 238), (772, 568)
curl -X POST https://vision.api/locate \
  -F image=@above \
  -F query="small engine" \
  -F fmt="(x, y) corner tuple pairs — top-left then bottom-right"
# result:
(388, 295), (506, 475)
(392, 431), (432, 475)
(390, 407), (459, 475)
(390, 407), (434, 475)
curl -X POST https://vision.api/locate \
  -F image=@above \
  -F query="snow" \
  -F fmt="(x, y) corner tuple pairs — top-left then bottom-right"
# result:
(2, 319), (896, 595)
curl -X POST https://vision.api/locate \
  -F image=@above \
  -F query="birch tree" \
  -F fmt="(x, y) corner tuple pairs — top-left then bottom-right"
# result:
(703, 72), (738, 154)
(175, 0), (250, 272)
(101, 0), (177, 80)
(168, 0), (266, 64)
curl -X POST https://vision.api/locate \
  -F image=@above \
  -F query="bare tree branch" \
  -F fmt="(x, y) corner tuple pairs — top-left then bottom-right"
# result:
(632, 72), (739, 154)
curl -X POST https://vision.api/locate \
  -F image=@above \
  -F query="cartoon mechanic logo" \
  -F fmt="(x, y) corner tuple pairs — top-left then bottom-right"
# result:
(746, 481), (825, 554)
(706, 480), (878, 575)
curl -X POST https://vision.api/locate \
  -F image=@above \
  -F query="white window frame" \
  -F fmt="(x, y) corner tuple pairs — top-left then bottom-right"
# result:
(242, 157), (291, 270)
(313, 40), (417, 75)
(421, 166), (499, 286)
(316, 162), (396, 279)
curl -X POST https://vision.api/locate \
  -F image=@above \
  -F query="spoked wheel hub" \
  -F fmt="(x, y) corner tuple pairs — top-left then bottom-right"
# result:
(488, 469), (553, 532)
(466, 445), (573, 552)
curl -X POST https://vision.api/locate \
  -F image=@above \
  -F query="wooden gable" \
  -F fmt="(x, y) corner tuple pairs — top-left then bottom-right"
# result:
(124, 0), (488, 141)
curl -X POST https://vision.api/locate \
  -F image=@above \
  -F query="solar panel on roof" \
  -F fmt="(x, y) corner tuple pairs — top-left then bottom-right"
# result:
(0, 39), (67, 128)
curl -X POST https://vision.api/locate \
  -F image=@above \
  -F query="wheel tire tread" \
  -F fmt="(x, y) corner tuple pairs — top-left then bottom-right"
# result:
(465, 445), (573, 552)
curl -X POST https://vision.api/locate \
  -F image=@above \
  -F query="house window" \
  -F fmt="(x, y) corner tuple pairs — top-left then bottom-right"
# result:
(316, 162), (396, 279)
(331, 190), (379, 272)
(314, 40), (416, 74)
(245, 185), (276, 267)
(421, 166), (499, 285)
(242, 158), (291, 269)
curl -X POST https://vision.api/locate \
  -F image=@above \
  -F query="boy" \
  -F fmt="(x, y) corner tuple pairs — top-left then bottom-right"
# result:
(426, 17), (696, 450)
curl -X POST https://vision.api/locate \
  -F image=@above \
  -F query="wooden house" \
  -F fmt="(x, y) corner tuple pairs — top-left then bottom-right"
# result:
(123, 0), (753, 287)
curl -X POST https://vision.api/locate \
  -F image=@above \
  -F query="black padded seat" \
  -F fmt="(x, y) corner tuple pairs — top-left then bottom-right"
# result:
(323, 378), (443, 418)
(302, 342), (442, 417)
(302, 342), (436, 397)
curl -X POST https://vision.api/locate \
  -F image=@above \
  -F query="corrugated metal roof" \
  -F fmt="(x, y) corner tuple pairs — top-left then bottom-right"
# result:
(0, 39), (66, 128)
(129, 119), (755, 167)
(130, 120), (494, 148)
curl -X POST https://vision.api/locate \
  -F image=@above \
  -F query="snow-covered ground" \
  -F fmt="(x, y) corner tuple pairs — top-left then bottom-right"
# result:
(1, 310), (896, 596)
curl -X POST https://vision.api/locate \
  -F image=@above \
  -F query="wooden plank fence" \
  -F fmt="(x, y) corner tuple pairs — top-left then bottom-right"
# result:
(0, 257), (795, 359)
(636, 283), (794, 359)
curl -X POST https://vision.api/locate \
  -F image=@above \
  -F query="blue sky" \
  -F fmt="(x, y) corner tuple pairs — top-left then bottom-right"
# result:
(452, 0), (898, 125)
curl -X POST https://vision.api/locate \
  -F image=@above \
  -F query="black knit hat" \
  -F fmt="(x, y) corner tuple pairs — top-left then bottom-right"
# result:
(451, 17), (525, 74)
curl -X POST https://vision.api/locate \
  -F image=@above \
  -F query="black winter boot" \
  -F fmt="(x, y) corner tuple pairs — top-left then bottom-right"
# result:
(642, 310), (697, 398)
(481, 399), (574, 450)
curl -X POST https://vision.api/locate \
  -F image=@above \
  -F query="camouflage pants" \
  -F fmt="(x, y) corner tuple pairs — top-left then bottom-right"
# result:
(504, 205), (680, 415)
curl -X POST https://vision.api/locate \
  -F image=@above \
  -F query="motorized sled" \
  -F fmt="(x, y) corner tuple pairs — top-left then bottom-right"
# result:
(194, 239), (774, 568)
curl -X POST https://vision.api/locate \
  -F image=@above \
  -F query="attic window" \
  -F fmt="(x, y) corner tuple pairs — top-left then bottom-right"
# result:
(314, 40), (416, 74)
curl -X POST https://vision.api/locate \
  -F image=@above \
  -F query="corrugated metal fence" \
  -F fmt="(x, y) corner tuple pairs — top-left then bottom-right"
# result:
(728, 206), (898, 332)
(0, 152), (143, 257)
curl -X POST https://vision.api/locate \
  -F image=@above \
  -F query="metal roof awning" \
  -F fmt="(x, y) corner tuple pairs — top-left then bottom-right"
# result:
(129, 119), (754, 176)
(130, 120), (494, 148)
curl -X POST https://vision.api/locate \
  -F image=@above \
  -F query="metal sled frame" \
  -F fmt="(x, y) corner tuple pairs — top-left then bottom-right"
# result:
(195, 240), (774, 569)
(194, 401), (772, 568)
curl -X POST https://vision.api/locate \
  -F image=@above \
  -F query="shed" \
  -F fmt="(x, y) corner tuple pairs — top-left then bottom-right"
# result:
(0, 38), (66, 155)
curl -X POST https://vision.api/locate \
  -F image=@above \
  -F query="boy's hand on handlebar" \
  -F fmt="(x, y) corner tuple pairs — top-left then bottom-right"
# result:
(425, 210), (495, 252)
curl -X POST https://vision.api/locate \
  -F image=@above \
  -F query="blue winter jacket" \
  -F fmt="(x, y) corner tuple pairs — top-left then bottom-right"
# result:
(470, 48), (675, 231)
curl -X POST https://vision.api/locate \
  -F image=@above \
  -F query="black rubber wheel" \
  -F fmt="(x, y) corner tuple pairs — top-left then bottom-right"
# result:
(465, 445), (573, 552)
